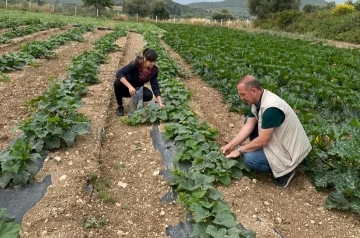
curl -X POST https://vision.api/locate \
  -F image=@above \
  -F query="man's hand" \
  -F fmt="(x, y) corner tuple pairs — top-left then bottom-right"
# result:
(226, 150), (241, 159)
(221, 144), (232, 155)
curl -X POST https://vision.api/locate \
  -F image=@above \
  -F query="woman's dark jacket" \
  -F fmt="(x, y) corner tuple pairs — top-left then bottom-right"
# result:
(115, 61), (161, 97)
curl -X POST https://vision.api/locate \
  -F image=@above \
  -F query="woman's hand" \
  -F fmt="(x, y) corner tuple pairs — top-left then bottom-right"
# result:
(128, 86), (136, 96)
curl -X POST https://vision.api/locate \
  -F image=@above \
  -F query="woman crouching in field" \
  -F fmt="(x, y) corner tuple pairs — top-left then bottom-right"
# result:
(113, 48), (164, 116)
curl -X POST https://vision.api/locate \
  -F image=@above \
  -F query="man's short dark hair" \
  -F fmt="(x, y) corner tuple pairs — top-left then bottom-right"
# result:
(237, 75), (262, 90)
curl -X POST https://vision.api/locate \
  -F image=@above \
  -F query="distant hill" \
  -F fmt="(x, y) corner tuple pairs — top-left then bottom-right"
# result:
(187, 0), (328, 17)
(161, 0), (210, 17)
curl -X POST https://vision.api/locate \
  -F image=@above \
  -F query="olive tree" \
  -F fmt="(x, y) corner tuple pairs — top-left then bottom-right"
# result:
(82, 0), (114, 9)
(150, 0), (170, 20)
(123, 0), (150, 17)
(248, 0), (301, 19)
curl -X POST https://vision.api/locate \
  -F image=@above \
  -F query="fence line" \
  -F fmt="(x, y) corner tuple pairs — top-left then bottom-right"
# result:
(0, 1), (253, 28)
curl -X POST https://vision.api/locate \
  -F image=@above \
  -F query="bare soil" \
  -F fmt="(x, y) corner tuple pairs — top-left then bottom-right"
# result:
(0, 27), (71, 55)
(0, 28), (358, 238)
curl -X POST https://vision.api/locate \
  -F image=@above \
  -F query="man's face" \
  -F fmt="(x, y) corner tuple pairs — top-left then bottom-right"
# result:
(237, 83), (254, 105)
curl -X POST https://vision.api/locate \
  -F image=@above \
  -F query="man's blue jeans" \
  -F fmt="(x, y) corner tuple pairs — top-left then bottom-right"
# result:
(243, 117), (272, 173)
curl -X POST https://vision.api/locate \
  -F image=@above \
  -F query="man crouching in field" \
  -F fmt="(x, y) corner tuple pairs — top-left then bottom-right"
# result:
(221, 75), (311, 187)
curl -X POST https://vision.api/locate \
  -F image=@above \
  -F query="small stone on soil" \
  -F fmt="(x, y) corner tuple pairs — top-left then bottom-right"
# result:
(59, 175), (67, 181)
(275, 217), (282, 224)
(117, 230), (126, 236)
(117, 181), (128, 188)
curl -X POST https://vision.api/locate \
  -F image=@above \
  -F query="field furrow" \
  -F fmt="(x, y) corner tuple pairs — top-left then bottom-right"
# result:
(20, 31), (127, 238)
(0, 29), (108, 150)
(87, 31), (185, 238)
(0, 27), (72, 56)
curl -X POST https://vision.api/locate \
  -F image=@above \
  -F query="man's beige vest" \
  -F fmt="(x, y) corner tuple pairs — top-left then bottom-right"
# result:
(251, 90), (312, 177)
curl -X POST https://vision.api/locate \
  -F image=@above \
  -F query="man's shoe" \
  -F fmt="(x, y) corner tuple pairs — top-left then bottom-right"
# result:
(115, 106), (124, 117)
(274, 170), (295, 188)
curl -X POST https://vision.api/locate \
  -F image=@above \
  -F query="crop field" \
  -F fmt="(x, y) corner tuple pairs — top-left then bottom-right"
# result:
(0, 8), (359, 238)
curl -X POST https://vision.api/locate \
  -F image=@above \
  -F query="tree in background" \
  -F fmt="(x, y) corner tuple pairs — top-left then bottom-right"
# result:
(345, 0), (360, 10)
(355, 0), (360, 10)
(248, 0), (301, 19)
(82, 0), (114, 10)
(36, 0), (45, 6)
(211, 9), (236, 21)
(150, 0), (170, 20)
(123, 0), (150, 17)
(303, 4), (319, 13)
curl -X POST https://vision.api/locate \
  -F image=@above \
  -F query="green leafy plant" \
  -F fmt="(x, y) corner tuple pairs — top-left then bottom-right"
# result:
(87, 175), (116, 204)
(0, 139), (41, 188)
(0, 52), (36, 72)
(0, 209), (21, 238)
(16, 111), (90, 152)
(84, 217), (107, 228)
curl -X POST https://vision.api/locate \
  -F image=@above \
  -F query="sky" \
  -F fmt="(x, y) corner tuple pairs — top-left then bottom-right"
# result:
(172, 0), (347, 5)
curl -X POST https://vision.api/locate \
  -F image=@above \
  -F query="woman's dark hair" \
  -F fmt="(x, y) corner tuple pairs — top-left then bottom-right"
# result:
(143, 48), (158, 62)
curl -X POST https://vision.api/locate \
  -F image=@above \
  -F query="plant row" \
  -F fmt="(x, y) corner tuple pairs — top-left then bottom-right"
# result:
(123, 23), (255, 238)
(0, 21), (67, 44)
(157, 23), (360, 215)
(0, 15), (43, 29)
(0, 9), (117, 29)
(0, 26), (126, 189)
(0, 25), (94, 77)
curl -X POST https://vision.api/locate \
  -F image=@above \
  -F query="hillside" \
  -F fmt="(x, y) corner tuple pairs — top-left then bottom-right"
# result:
(187, 0), (328, 17)
(162, 0), (210, 17)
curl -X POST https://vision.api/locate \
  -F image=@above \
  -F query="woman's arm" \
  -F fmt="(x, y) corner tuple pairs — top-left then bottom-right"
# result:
(156, 95), (164, 107)
(116, 62), (137, 95)
(149, 72), (163, 106)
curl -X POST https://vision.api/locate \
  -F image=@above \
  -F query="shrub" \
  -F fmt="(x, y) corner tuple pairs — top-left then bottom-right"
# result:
(331, 3), (355, 15)
(113, 14), (128, 21)
(354, 1), (360, 11)
(277, 10), (302, 29)
(211, 12), (236, 21)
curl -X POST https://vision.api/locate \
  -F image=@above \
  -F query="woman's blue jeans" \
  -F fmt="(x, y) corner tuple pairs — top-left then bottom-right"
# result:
(243, 117), (271, 173)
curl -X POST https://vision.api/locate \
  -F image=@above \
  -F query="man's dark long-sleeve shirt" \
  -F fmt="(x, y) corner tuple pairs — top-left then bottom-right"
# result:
(115, 61), (161, 97)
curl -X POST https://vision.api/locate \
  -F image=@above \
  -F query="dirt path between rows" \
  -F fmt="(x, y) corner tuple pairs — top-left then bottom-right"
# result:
(20, 31), (126, 237)
(161, 42), (360, 237)
(86, 32), (185, 238)
(0, 29), (108, 150)
(0, 27), (71, 55)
